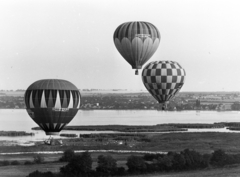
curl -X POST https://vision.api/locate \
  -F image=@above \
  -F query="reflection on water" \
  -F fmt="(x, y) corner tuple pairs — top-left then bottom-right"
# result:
(0, 109), (240, 142)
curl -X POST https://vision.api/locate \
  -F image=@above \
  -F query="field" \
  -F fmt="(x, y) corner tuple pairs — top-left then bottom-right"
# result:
(1, 161), (240, 177)
(0, 163), (63, 177)
(0, 152), (139, 177)
(1, 132), (240, 176)
(141, 132), (240, 154)
(1, 132), (240, 154)
(127, 164), (240, 177)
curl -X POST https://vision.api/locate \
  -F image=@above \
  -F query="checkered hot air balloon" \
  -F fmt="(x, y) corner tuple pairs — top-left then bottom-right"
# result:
(142, 61), (186, 110)
(24, 79), (81, 135)
(113, 21), (160, 75)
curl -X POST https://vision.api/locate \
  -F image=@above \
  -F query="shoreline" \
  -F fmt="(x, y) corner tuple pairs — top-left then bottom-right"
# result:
(0, 149), (167, 155)
(1, 108), (240, 111)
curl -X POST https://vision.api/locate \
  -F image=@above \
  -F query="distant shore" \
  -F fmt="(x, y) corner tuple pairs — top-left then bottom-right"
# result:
(1, 90), (240, 110)
(0, 131), (34, 137)
(0, 108), (239, 111)
(32, 123), (230, 132)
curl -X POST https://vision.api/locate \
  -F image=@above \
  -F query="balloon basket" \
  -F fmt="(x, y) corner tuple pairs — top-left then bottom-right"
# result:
(44, 136), (63, 146)
(161, 103), (168, 111)
(135, 70), (139, 75)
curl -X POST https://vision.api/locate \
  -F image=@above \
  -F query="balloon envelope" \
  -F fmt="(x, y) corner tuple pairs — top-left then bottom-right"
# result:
(24, 79), (81, 135)
(142, 61), (186, 106)
(113, 21), (160, 73)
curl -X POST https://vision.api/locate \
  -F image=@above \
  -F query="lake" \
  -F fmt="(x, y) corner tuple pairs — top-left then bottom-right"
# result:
(0, 109), (240, 142)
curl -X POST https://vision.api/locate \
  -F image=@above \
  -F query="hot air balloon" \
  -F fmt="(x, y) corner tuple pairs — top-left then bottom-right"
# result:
(24, 79), (81, 136)
(113, 21), (160, 75)
(142, 61), (186, 110)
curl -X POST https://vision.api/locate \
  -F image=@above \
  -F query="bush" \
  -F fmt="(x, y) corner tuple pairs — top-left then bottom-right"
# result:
(126, 155), (147, 174)
(156, 155), (173, 171)
(1, 160), (10, 166)
(202, 154), (211, 167)
(180, 149), (205, 170)
(145, 163), (159, 173)
(59, 149), (75, 162)
(143, 154), (163, 161)
(60, 151), (93, 177)
(33, 155), (44, 164)
(116, 167), (126, 176)
(24, 160), (33, 165)
(26, 170), (54, 177)
(96, 155), (117, 176)
(211, 149), (227, 167)
(11, 160), (20, 165)
(210, 149), (240, 167)
(172, 153), (186, 171)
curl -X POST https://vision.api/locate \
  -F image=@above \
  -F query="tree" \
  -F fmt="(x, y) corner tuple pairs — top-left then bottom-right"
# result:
(96, 155), (117, 176)
(59, 149), (75, 162)
(126, 155), (146, 174)
(172, 153), (186, 171)
(157, 155), (173, 171)
(211, 149), (227, 167)
(231, 102), (240, 110)
(11, 160), (20, 165)
(202, 154), (211, 168)
(24, 161), (33, 165)
(33, 155), (44, 164)
(1, 160), (10, 166)
(181, 149), (204, 170)
(116, 167), (126, 176)
(143, 154), (163, 161)
(26, 170), (54, 177)
(60, 151), (93, 177)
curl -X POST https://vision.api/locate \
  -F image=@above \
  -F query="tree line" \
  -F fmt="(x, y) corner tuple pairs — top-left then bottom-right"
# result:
(27, 148), (240, 177)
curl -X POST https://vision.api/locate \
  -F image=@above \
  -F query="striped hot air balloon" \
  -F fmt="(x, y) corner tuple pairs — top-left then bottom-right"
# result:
(24, 79), (81, 135)
(113, 21), (160, 75)
(142, 61), (186, 110)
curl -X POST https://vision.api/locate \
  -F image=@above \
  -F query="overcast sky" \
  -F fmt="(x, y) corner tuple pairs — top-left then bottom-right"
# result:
(0, 0), (240, 91)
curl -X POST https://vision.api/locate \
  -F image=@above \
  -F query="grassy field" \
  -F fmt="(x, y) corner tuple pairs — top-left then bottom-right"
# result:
(0, 163), (63, 177)
(1, 132), (240, 154)
(1, 162), (240, 177)
(1, 132), (240, 176)
(126, 164), (240, 177)
(141, 132), (240, 154)
(0, 152), (141, 163)
(0, 152), (138, 177)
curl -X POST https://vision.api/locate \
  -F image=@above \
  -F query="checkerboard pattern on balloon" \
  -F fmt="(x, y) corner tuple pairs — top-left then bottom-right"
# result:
(142, 61), (186, 103)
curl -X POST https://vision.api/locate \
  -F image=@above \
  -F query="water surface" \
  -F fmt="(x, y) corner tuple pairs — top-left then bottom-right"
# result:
(0, 109), (240, 142)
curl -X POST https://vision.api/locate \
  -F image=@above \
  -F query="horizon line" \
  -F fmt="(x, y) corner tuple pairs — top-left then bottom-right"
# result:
(0, 89), (240, 93)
